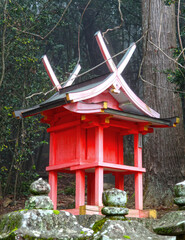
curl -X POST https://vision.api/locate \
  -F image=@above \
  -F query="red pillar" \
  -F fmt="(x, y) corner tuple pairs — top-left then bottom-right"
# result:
(87, 173), (95, 205)
(134, 133), (143, 210)
(94, 126), (104, 206)
(115, 173), (124, 190)
(48, 132), (57, 209)
(95, 167), (104, 206)
(49, 171), (58, 210)
(75, 170), (85, 208)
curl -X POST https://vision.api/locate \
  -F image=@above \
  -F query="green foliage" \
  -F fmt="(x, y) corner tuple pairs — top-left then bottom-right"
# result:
(164, 0), (176, 6)
(53, 210), (60, 215)
(64, 186), (75, 196)
(123, 236), (131, 239)
(92, 218), (107, 233)
(166, 49), (185, 96)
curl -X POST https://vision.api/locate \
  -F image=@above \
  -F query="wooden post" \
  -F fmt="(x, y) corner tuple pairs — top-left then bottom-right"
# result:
(95, 126), (104, 163)
(115, 173), (124, 190)
(75, 170), (85, 208)
(48, 132), (58, 209)
(87, 173), (95, 205)
(95, 167), (104, 206)
(49, 171), (58, 210)
(76, 126), (86, 164)
(134, 133), (143, 210)
(94, 126), (104, 206)
(118, 134), (124, 164)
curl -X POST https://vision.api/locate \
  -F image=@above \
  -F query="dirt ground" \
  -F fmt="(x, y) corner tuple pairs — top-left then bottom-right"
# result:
(0, 173), (178, 219)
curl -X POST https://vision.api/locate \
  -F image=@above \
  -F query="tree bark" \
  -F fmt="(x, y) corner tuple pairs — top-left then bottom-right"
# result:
(142, 0), (185, 207)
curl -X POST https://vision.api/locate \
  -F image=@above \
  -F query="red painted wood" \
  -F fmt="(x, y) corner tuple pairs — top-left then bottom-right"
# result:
(46, 106), (145, 215)
(75, 170), (85, 208)
(115, 173), (124, 190)
(118, 134), (124, 164)
(95, 167), (104, 206)
(76, 126), (86, 164)
(46, 162), (79, 171)
(47, 120), (80, 133)
(49, 171), (58, 210)
(49, 133), (56, 166)
(103, 128), (117, 164)
(134, 134), (142, 168)
(87, 173), (95, 205)
(55, 127), (77, 165)
(95, 126), (104, 163)
(135, 173), (143, 210)
(70, 162), (146, 173)
(84, 92), (121, 111)
(109, 119), (138, 130)
(134, 134), (143, 210)
(86, 128), (95, 162)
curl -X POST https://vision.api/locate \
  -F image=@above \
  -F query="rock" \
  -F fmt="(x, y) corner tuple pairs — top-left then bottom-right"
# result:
(174, 181), (185, 197)
(30, 178), (50, 195)
(174, 181), (185, 210)
(101, 188), (128, 219)
(174, 196), (185, 206)
(76, 214), (104, 229)
(0, 209), (93, 239)
(25, 178), (54, 210)
(153, 211), (185, 236)
(101, 206), (129, 216)
(102, 188), (127, 207)
(93, 219), (174, 240)
(25, 195), (54, 210)
(2, 197), (12, 208)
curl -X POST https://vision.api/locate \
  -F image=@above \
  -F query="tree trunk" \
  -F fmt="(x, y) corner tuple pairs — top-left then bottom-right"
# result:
(142, 0), (185, 207)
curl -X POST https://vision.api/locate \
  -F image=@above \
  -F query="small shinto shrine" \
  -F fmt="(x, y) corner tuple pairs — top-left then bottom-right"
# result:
(14, 31), (179, 217)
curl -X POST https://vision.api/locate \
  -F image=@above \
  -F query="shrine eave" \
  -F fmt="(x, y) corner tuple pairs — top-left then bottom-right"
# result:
(104, 108), (179, 128)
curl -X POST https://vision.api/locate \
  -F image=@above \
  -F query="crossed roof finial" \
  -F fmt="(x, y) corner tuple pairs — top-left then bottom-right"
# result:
(42, 56), (81, 91)
(41, 31), (160, 118)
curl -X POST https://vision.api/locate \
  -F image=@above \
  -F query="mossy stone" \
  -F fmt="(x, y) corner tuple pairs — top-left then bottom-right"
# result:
(102, 188), (127, 207)
(101, 207), (129, 216)
(30, 178), (50, 195)
(174, 196), (185, 206)
(25, 195), (54, 210)
(153, 211), (185, 236)
(0, 209), (93, 239)
(174, 181), (185, 198)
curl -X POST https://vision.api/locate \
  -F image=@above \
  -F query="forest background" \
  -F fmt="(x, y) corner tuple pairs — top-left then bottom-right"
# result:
(0, 0), (185, 210)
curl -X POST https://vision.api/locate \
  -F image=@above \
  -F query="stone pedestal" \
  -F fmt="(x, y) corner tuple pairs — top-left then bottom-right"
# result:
(153, 180), (185, 239)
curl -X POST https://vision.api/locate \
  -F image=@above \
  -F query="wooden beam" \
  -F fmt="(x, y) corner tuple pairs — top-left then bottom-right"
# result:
(47, 120), (80, 133)
(95, 167), (104, 206)
(70, 162), (146, 173)
(63, 64), (81, 88)
(109, 119), (138, 130)
(75, 170), (85, 208)
(115, 173), (124, 190)
(46, 161), (79, 171)
(134, 134), (143, 210)
(95, 126), (104, 163)
(42, 55), (62, 91)
(87, 173), (95, 205)
(49, 171), (58, 210)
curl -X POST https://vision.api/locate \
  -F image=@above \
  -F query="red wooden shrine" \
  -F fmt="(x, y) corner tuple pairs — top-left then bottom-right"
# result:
(14, 31), (179, 217)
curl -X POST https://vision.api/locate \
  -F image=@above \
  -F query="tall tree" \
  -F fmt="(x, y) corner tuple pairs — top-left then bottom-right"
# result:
(142, 0), (185, 207)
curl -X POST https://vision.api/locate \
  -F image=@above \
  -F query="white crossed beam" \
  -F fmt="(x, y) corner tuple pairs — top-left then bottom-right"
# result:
(95, 31), (136, 92)
(94, 31), (160, 118)
(41, 31), (159, 118)
(42, 55), (81, 91)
